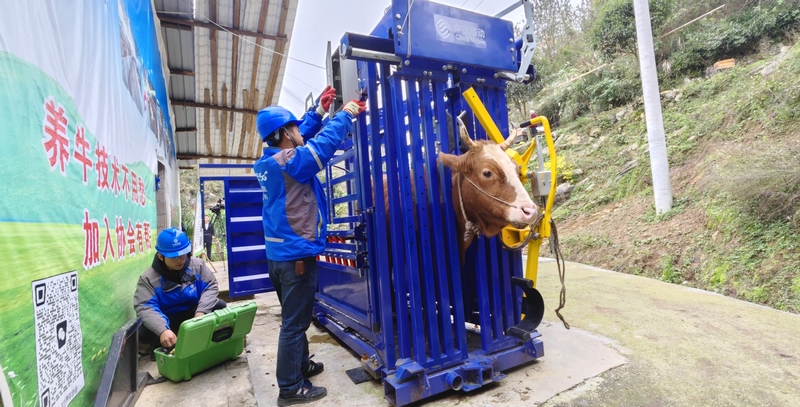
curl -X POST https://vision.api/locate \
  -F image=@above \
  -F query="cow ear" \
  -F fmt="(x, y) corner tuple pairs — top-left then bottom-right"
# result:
(438, 152), (467, 173)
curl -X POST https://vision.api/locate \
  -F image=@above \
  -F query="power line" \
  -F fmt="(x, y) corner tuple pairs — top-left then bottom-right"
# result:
(281, 86), (307, 107)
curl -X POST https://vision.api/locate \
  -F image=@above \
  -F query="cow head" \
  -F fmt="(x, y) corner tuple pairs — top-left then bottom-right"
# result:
(439, 122), (540, 260)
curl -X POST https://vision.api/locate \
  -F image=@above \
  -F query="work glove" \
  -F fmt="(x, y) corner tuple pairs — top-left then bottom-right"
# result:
(342, 99), (366, 118)
(316, 85), (337, 116)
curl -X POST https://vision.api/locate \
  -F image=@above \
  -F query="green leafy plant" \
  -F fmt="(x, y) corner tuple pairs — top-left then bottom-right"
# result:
(589, 0), (675, 60)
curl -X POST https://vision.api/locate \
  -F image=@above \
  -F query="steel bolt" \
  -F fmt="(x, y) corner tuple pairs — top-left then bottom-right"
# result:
(404, 60), (410, 66)
(461, 68), (467, 73)
(396, 25), (403, 32)
(396, 14), (401, 19)
(509, 38), (514, 43)
(442, 65), (448, 71)
(423, 71), (428, 76)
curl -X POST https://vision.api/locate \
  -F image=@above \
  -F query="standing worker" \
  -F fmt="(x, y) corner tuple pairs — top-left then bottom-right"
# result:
(254, 85), (365, 406)
(134, 228), (226, 353)
(203, 214), (215, 258)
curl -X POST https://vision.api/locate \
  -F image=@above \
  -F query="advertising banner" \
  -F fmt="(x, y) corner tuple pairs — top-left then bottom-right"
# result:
(0, 0), (176, 405)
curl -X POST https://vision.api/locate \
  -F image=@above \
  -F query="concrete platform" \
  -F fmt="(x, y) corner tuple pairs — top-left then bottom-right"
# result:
(134, 257), (800, 406)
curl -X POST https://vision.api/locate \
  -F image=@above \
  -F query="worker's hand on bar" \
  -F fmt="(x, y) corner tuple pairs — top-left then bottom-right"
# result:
(317, 85), (336, 115)
(343, 99), (366, 117)
(160, 329), (177, 348)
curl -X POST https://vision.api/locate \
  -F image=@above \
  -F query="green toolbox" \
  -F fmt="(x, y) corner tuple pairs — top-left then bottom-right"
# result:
(154, 301), (257, 382)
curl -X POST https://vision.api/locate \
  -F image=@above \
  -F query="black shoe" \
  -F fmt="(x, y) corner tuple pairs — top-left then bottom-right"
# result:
(277, 380), (327, 406)
(301, 359), (324, 379)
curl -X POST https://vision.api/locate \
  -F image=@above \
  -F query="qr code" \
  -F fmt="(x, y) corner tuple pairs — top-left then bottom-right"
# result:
(32, 271), (84, 407)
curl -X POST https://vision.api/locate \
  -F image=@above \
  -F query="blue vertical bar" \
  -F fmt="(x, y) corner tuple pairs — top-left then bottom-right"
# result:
(421, 80), (456, 360)
(390, 76), (427, 364)
(408, 78), (441, 362)
(500, 240), (516, 333)
(367, 63), (396, 368)
(325, 162), (334, 221)
(488, 232), (503, 341)
(495, 87), (510, 137)
(474, 237), (493, 349)
(381, 66), (411, 362)
(495, 85), (523, 329)
(512, 247), (523, 323)
(442, 86), (468, 354)
(433, 83), (468, 359)
(351, 65), (382, 361)
(485, 87), (505, 342)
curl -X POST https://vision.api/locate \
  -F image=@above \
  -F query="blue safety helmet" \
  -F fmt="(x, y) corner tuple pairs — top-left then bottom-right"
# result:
(155, 228), (191, 258)
(256, 106), (302, 145)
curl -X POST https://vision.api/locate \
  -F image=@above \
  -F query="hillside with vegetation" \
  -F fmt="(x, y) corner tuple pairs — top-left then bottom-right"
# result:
(513, 0), (800, 313)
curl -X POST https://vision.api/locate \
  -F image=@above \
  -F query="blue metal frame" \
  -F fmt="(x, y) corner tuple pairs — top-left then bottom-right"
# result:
(311, 2), (545, 406)
(198, 164), (274, 297)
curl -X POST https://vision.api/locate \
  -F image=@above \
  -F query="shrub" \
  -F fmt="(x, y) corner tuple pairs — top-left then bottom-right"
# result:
(590, 0), (675, 60)
(671, 3), (800, 75)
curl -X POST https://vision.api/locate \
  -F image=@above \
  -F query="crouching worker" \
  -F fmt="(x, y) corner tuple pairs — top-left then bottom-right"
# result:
(134, 228), (226, 353)
(254, 95), (366, 406)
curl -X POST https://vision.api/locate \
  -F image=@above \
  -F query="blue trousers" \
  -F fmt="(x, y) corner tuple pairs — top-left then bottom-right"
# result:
(268, 257), (318, 396)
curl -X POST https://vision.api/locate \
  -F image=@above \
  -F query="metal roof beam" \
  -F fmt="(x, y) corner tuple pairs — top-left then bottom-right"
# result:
(156, 13), (288, 43)
(169, 68), (195, 76)
(170, 100), (259, 115)
(177, 154), (257, 162)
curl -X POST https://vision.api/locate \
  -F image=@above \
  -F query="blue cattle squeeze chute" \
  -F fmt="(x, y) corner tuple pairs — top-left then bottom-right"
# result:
(311, 1), (556, 406)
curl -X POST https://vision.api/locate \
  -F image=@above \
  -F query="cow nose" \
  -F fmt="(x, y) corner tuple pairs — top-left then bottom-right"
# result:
(521, 204), (538, 221)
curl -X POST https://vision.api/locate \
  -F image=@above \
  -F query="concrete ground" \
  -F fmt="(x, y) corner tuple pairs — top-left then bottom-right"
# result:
(135, 258), (800, 407)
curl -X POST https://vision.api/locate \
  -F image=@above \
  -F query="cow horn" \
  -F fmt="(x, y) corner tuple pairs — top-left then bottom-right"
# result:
(456, 116), (477, 151)
(499, 128), (520, 151)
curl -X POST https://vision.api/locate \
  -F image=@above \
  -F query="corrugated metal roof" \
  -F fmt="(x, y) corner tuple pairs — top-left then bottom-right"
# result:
(155, 0), (300, 166)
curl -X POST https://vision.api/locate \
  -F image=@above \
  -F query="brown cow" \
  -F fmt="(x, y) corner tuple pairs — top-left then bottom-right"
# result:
(376, 121), (539, 262)
(438, 123), (539, 260)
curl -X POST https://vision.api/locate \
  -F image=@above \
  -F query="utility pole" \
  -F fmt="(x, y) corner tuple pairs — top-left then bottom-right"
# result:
(634, 0), (673, 213)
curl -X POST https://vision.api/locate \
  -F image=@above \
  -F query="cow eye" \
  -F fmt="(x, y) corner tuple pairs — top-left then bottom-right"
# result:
(482, 170), (492, 178)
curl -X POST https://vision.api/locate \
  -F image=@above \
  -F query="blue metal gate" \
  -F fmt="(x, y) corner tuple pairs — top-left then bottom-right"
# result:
(199, 164), (273, 297)
(224, 176), (273, 296)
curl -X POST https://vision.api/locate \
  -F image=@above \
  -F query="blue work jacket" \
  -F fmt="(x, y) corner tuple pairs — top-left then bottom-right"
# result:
(133, 257), (219, 335)
(253, 110), (353, 261)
